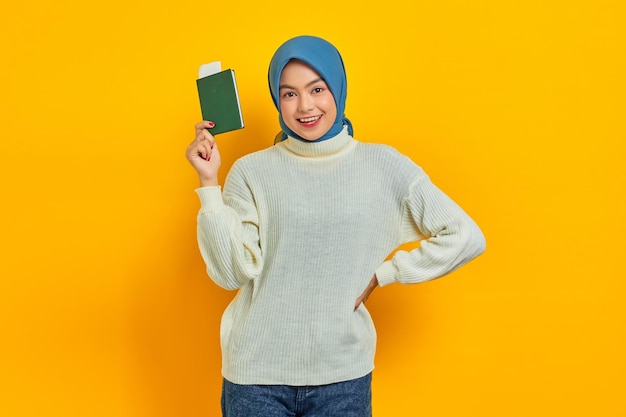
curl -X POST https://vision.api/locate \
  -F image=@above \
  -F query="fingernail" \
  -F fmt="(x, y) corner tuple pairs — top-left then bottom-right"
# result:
(207, 121), (215, 128)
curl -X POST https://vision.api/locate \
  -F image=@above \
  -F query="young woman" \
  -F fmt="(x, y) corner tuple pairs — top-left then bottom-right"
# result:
(186, 35), (486, 417)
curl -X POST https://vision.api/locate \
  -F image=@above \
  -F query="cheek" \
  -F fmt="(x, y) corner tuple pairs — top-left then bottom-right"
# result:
(279, 102), (298, 129)
(324, 96), (338, 118)
(279, 100), (294, 116)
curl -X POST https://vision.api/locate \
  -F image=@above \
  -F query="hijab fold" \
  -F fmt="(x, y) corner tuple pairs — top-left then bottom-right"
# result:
(268, 36), (353, 142)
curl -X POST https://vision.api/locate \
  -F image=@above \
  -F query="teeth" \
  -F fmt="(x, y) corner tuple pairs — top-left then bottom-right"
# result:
(299, 116), (321, 123)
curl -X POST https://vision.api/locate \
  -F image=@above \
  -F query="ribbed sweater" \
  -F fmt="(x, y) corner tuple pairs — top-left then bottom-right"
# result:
(195, 128), (486, 386)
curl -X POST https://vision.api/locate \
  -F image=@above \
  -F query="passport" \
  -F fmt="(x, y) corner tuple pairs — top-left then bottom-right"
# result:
(196, 62), (244, 135)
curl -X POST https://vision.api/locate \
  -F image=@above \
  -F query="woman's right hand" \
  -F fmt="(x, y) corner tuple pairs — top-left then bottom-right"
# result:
(185, 121), (222, 187)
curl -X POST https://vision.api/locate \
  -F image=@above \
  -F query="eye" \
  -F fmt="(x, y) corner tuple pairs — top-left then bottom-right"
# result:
(282, 91), (296, 99)
(312, 87), (324, 94)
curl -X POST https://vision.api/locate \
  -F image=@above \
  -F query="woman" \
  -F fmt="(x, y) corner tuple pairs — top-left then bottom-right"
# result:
(186, 35), (486, 417)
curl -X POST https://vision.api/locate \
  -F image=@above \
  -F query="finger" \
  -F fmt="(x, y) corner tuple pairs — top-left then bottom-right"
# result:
(195, 121), (210, 135)
(192, 136), (211, 159)
(195, 120), (216, 136)
(193, 142), (207, 161)
(205, 142), (220, 161)
(187, 130), (215, 161)
(203, 128), (215, 143)
(193, 129), (213, 151)
(186, 135), (214, 162)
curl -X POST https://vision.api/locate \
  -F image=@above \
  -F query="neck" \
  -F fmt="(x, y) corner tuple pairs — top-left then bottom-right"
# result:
(281, 126), (354, 157)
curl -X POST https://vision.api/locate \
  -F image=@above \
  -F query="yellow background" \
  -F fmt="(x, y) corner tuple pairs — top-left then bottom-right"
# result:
(1, 0), (624, 416)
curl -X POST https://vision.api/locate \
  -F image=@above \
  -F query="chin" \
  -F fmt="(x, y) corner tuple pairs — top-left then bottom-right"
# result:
(298, 127), (332, 141)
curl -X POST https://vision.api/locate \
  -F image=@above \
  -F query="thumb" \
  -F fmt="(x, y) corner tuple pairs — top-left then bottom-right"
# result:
(354, 293), (366, 311)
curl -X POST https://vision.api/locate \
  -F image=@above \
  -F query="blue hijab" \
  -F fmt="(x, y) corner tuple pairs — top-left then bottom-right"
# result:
(268, 35), (353, 142)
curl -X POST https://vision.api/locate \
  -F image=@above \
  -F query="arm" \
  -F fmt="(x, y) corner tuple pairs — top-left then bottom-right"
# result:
(195, 183), (263, 290)
(186, 121), (263, 290)
(376, 174), (486, 287)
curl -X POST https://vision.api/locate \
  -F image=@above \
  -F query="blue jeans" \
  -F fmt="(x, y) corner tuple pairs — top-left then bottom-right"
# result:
(221, 373), (372, 417)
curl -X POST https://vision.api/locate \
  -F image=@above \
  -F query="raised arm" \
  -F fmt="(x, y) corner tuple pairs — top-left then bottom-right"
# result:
(186, 121), (263, 290)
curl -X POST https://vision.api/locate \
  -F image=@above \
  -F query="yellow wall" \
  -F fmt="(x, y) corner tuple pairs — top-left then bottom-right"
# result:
(1, 1), (624, 416)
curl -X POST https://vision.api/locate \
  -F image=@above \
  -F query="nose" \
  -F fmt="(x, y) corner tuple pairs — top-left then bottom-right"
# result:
(297, 94), (314, 112)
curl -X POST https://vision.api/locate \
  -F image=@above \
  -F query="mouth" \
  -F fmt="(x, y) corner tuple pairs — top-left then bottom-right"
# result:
(297, 115), (322, 126)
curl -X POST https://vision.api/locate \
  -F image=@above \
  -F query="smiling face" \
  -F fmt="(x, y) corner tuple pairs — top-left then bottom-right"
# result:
(278, 60), (337, 141)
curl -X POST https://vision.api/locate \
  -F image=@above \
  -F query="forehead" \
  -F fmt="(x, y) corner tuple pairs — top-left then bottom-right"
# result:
(279, 59), (324, 84)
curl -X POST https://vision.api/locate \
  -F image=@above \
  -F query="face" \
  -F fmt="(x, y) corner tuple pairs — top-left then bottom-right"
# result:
(278, 60), (337, 141)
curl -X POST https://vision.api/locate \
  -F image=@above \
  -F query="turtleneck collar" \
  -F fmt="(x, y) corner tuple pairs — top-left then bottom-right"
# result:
(280, 126), (355, 158)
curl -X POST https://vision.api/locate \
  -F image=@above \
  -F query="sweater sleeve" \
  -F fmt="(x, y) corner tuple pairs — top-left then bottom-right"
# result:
(195, 169), (263, 290)
(375, 173), (486, 287)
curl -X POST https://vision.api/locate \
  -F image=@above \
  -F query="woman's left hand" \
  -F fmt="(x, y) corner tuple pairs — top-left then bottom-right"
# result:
(354, 275), (379, 310)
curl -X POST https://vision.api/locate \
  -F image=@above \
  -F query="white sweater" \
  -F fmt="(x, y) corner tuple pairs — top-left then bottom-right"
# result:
(195, 128), (485, 385)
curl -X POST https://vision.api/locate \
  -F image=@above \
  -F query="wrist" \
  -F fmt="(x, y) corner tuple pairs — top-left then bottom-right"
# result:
(199, 176), (219, 187)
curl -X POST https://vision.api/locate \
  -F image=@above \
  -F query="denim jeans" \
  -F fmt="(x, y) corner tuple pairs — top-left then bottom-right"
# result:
(221, 373), (372, 417)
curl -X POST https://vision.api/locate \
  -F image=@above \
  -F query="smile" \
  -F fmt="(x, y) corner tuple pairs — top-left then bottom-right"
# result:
(298, 115), (322, 124)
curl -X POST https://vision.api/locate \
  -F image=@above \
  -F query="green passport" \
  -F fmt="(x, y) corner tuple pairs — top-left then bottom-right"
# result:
(196, 69), (244, 135)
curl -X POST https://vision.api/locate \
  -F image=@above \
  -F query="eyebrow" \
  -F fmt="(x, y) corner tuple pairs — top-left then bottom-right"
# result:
(279, 77), (324, 90)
